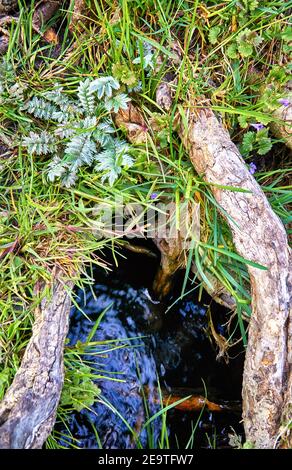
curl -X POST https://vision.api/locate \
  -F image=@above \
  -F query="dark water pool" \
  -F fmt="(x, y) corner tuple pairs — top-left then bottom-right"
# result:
(57, 246), (244, 449)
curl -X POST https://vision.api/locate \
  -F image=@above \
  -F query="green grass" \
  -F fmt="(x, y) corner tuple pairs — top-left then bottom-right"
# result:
(0, 0), (291, 448)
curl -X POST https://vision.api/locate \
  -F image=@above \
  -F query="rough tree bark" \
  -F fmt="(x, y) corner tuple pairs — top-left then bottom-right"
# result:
(179, 104), (291, 448)
(152, 233), (186, 299)
(0, 275), (73, 448)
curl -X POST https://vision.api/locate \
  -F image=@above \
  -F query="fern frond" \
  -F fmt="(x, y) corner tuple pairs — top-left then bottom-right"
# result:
(23, 131), (56, 155)
(104, 93), (131, 113)
(77, 79), (95, 115)
(47, 156), (68, 182)
(44, 86), (69, 107)
(94, 138), (133, 186)
(8, 83), (26, 100)
(92, 119), (116, 146)
(61, 170), (78, 188)
(54, 122), (79, 139)
(97, 119), (115, 133)
(90, 76), (120, 99)
(80, 116), (97, 129)
(44, 86), (81, 115)
(65, 134), (97, 165)
(22, 97), (59, 121)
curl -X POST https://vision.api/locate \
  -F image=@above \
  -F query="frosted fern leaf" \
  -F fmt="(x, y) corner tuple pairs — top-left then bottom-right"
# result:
(89, 76), (120, 99)
(80, 116), (97, 130)
(61, 170), (78, 188)
(104, 93), (131, 113)
(22, 96), (59, 121)
(23, 131), (56, 155)
(97, 119), (115, 133)
(43, 86), (77, 111)
(54, 122), (79, 139)
(78, 78), (95, 115)
(92, 120), (115, 146)
(133, 42), (156, 70)
(94, 139), (133, 186)
(47, 156), (68, 182)
(65, 134), (97, 165)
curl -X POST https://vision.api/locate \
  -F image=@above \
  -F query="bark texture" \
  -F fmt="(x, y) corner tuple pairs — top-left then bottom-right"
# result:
(0, 276), (73, 448)
(153, 234), (185, 299)
(179, 104), (291, 448)
(191, 252), (237, 311)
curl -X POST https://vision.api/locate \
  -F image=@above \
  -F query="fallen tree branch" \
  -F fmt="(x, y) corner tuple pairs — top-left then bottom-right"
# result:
(179, 103), (291, 448)
(152, 232), (186, 299)
(0, 274), (73, 448)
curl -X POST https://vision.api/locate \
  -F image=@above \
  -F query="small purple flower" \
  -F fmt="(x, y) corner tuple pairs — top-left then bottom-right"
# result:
(249, 162), (257, 175)
(278, 98), (290, 107)
(250, 123), (265, 131)
(150, 192), (158, 200)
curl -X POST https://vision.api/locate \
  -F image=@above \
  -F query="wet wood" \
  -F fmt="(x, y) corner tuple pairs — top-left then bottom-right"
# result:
(152, 233), (186, 299)
(179, 103), (291, 448)
(153, 63), (239, 308)
(122, 242), (158, 259)
(191, 250), (237, 311)
(0, 275), (73, 448)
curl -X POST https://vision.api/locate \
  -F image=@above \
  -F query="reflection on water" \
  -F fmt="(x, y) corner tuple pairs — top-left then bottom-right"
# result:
(66, 283), (161, 449)
(59, 249), (244, 449)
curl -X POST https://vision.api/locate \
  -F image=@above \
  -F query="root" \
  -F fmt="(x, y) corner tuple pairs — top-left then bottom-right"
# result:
(179, 102), (291, 448)
(0, 274), (73, 448)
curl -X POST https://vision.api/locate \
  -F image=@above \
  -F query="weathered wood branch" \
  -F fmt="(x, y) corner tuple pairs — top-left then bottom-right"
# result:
(0, 275), (73, 448)
(179, 104), (291, 448)
(152, 233), (186, 299)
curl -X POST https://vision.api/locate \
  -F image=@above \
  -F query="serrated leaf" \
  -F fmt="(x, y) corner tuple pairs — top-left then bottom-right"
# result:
(257, 138), (272, 155)
(241, 131), (255, 154)
(238, 115), (248, 129)
(226, 43), (238, 59)
(282, 26), (292, 42)
(208, 26), (221, 45)
(238, 42), (253, 57)
(78, 78), (95, 115)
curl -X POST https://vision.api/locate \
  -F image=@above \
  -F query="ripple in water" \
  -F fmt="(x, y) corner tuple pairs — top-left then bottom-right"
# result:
(57, 266), (244, 449)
